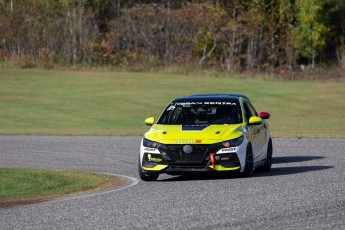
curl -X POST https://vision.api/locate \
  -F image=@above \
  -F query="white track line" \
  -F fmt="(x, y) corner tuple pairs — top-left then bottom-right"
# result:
(45, 172), (139, 204)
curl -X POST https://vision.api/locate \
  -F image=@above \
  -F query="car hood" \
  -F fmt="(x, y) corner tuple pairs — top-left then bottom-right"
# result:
(144, 123), (245, 144)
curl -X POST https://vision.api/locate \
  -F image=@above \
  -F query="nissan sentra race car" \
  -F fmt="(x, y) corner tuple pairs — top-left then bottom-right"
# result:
(139, 94), (272, 181)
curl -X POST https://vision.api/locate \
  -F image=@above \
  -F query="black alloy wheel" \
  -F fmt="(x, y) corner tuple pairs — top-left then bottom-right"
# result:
(262, 139), (273, 172)
(243, 144), (254, 177)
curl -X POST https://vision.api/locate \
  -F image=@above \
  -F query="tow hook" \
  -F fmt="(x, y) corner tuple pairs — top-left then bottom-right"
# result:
(210, 153), (215, 170)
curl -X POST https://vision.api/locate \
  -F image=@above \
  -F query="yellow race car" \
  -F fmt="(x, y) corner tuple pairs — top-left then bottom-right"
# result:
(139, 94), (272, 181)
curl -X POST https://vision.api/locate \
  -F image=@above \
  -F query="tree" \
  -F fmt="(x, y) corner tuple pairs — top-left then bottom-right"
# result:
(293, 0), (327, 68)
(317, 0), (345, 67)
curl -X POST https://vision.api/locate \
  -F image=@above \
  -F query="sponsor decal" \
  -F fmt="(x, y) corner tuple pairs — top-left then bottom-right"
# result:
(144, 147), (157, 152)
(204, 102), (236, 105)
(174, 140), (197, 144)
(214, 152), (235, 161)
(144, 147), (160, 153)
(147, 154), (163, 163)
(221, 147), (236, 152)
(174, 139), (202, 144)
(167, 105), (175, 111)
(175, 102), (236, 106)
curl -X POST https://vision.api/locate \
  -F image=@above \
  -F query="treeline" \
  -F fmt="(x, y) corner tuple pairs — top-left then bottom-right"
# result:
(0, 0), (345, 75)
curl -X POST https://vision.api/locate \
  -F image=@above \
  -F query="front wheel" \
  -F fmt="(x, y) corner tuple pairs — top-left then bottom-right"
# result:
(138, 158), (159, 181)
(261, 139), (273, 172)
(243, 144), (254, 177)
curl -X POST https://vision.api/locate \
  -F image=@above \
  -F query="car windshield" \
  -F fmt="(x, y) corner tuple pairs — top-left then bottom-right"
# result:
(157, 100), (242, 126)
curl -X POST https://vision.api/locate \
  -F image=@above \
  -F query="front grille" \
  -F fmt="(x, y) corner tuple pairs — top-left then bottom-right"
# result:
(164, 144), (210, 163)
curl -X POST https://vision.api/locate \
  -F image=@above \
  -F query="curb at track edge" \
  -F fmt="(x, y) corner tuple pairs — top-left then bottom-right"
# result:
(45, 172), (139, 205)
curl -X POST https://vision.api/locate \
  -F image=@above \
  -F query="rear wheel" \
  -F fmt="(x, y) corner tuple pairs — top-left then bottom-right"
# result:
(138, 158), (159, 181)
(261, 139), (273, 172)
(243, 144), (254, 177)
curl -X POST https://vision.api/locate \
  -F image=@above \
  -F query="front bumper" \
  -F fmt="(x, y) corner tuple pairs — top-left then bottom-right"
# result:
(140, 141), (247, 174)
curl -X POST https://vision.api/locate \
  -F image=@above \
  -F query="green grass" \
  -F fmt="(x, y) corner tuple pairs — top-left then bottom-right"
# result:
(0, 68), (344, 138)
(0, 168), (125, 206)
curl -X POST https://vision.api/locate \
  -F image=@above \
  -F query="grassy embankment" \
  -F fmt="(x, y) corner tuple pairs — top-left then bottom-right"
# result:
(0, 168), (127, 207)
(1, 68), (344, 138)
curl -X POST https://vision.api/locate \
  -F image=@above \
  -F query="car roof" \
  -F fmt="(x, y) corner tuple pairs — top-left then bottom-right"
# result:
(173, 94), (251, 102)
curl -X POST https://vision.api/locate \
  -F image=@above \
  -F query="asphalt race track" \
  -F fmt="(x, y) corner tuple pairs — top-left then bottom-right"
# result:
(0, 136), (344, 229)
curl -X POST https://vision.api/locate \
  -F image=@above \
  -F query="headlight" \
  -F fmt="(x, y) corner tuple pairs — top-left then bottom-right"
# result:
(218, 136), (244, 148)
(143, 138), (162, 148)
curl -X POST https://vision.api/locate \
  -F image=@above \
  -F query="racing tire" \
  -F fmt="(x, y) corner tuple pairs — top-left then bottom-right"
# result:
(243, 144), (254, 177)
(138, 158), (159, 181)
(261, 139), (273, 172)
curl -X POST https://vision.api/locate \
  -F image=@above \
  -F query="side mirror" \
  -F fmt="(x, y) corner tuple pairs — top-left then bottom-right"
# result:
(259, 112), (270, 119)
(248, 116), (263, 126)
(145, 117), (155, 126)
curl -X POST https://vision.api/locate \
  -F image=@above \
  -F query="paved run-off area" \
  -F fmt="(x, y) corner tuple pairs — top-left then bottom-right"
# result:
(0, 136), (344, 229)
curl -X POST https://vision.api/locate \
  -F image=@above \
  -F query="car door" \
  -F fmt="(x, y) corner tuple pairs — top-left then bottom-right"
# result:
(248, 102), (267, 159)
(243, 101), (266, 162)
